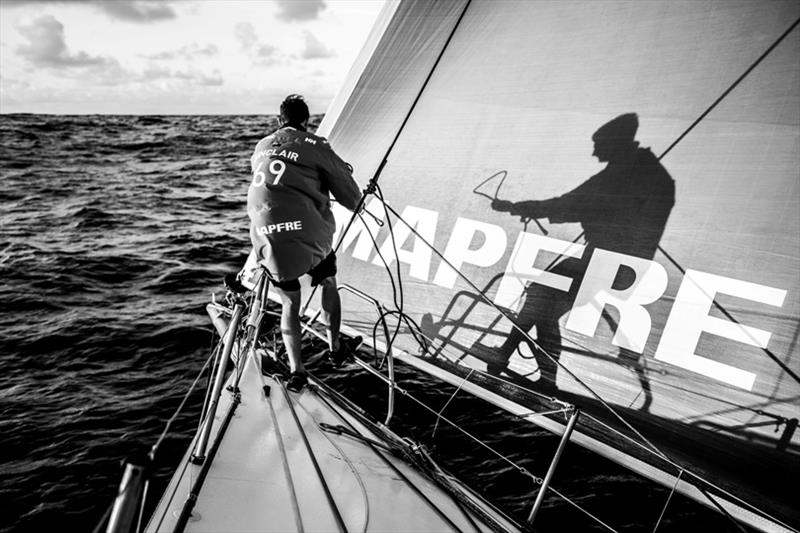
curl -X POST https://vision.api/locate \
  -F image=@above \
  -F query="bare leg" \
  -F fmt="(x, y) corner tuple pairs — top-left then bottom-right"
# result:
(274, 286), (305, 375)
(319, 276), (341, 352)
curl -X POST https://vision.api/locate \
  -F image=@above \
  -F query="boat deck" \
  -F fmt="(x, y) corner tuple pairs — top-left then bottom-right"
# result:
(146, 342), (517, 532)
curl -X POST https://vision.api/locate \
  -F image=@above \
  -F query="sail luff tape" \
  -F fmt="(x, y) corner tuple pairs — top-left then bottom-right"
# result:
(368, 0), (473, 187)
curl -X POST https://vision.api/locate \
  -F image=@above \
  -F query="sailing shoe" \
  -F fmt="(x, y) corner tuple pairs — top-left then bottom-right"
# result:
(328, 335), (363, 368)
(286, 372), (308, 393)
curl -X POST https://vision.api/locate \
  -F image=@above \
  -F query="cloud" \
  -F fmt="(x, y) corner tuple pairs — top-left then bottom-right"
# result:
(2, 1), (177, 22)
(234, 22), (258, 50)
(301, 31), (334, 59)
(142, 43), (218, 61)
(16, 14), (115, 68)
(235, 22), (279, 62)
(275, 0), (326, 22)
(142, 67), (223, 86)
(94, 1), (176, 22)
(256, 44), (277, 58)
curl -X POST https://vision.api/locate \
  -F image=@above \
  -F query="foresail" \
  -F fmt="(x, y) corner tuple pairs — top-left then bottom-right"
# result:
(317, 0), (800, 529)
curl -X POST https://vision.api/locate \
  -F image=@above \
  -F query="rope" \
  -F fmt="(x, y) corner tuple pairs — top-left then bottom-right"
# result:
(653, 15), (800, 387)
(432, 368), (475, 439)
(658, 16), (800, 161)
(378, 197), (669, 461)
(278, 12), (800, 533)
(300, 0), (473, 317)
(149, 335), (222, 462)
(397, 379), (540, 483)
(267, 389), (305, 532)
(547, 485), (618, 533)
(311, 380), (471, 533)
(278, 380), (349, 533)
(583, 413), (797, 531)
(296, 401), (371, 533)
(652, 469), (683, 533)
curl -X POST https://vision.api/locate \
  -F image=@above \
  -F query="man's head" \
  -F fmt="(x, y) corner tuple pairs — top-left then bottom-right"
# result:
(592, 113), (639, 162)
(280, 94), (310, 129)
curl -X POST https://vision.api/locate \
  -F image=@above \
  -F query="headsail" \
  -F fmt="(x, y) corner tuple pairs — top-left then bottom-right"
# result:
(317, 0), (800, 530)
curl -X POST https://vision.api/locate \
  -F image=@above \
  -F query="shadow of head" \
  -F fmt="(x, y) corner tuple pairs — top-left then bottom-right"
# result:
(592, 113), (639, 163)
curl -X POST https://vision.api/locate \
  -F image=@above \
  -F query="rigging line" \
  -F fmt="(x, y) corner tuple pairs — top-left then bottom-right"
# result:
(305, 322), (542, 519)
(410, 445), (485, 533)
(376, 185), (405, 319)
(697, 487), (751, 533)
(295, 399), (371, 533)
(91, 497), (116, 533)
(368, 0), (473, 186)
(652, 469), (683, 533)
(277, 381), (349, 533)
(658, 16), (800, 161)
(507, 18), (800, 389)
(582, 411), (796, 531)
(311, 381), (472, 533)
(357, 207), (405, 363)
(657, 244), (800, 386)
(378, 198), (669, 461)
(150, 341), (220, 462)
(300, 0), (472, 316)
(546, 485), (618, 533)
(173, 392), (242, 533)
(432, 368), (475, 439)
(198, 332), (222, 434)
(266, 385), (305, 533)
(150, 432), (200, 532)
(399, 384), (540, 483)
(651, 18), (800, 396)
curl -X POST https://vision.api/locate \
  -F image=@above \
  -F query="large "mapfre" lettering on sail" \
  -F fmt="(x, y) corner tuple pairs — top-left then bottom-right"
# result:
(332, 202), (787, 391)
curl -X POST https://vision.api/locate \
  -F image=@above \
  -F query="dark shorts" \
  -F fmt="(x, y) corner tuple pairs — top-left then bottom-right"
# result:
(270, 252), (337, 292)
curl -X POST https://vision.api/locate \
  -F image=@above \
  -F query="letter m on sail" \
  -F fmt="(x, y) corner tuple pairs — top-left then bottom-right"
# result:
(332, 199), (385, 261)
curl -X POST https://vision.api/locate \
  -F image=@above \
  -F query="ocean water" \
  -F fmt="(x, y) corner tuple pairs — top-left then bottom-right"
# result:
(0, 114), (748, 533)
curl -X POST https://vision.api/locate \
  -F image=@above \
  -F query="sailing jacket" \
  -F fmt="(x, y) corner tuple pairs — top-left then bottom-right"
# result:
(247, 126), (361, 281)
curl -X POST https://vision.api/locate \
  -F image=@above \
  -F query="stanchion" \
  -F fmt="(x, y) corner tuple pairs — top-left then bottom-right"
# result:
(106, 454), (150, 533)
(528, 408), (580, 524)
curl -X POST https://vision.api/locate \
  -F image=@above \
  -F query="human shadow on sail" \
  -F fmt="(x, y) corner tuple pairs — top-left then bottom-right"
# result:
(423, 113), (675, 408)
(487, 113), (674, 402)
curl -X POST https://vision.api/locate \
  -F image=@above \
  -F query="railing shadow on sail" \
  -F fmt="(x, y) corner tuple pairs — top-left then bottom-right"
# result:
(300, 280), (624, 530)
(367, 193), (800, 531)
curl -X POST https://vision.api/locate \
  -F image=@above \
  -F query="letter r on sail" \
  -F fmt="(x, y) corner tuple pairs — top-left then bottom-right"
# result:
(565, 249), (669, 353)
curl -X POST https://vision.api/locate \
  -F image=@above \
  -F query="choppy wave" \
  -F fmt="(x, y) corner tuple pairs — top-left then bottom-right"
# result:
(0, 114), (743, 533)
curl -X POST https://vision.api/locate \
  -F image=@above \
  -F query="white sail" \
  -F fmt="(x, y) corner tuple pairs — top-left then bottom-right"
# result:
(318, 0), (800, 529)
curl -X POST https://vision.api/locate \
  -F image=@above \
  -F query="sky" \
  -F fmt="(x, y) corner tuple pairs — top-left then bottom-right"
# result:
(0, 0), (386, 114)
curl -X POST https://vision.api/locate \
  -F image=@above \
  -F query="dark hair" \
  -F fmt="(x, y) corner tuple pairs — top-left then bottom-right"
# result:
(280, 94), (310, 126)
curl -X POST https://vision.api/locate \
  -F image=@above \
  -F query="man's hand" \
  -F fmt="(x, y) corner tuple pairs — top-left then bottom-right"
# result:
(491, 199), (514, 212)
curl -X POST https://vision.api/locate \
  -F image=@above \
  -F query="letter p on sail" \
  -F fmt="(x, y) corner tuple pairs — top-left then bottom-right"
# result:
(493, 233), (585, 309)
(432, 217), (507, 289)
